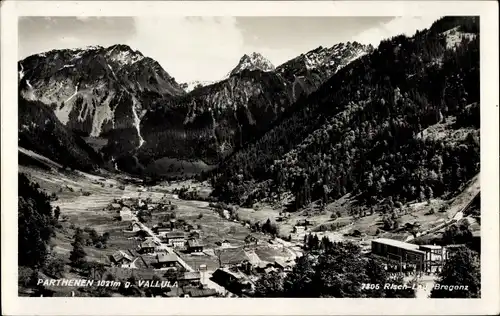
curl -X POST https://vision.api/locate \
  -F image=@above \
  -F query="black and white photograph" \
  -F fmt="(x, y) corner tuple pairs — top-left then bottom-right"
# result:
(1, 1), (499, 315)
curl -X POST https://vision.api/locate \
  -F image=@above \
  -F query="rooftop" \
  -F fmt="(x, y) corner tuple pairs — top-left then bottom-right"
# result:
(185, 287), (218, 297)
(140, 240), (156, 248)
(157, 253), (179, 263)
(419, 244), (443, 250)
(371, 238), (422, 252)
(187, 239), (203, 248)
(111, 250), (133, 262)
(165, 231), (185, 239)
(178, 271), (201, 280)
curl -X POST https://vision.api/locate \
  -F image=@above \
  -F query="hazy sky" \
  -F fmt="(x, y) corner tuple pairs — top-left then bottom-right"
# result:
(19, 16), (440, 82)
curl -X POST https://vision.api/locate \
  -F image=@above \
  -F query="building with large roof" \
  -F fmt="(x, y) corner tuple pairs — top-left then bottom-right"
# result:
(371, 238), (446, 273)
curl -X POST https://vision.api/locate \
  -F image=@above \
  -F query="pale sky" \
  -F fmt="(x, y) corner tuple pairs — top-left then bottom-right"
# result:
(19, 16), (440, 82)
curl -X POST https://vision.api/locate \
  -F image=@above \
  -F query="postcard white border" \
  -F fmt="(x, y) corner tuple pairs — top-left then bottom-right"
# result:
(2, 1), (499, 315)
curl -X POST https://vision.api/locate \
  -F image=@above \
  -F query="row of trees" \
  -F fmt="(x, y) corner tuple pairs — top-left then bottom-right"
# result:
(254, 239), (481, 298)
(254, 241), (415, 298)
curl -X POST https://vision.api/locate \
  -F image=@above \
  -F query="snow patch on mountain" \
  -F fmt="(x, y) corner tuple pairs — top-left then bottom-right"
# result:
(58, 64), (75, 71)
(300, 42), (369, 71)
(19, 64), (25, 81)
(131, 96), (145, 148)
(65, 85), (79, 103)
(181, 80), (215, 93)
(105, 46), (145, 66)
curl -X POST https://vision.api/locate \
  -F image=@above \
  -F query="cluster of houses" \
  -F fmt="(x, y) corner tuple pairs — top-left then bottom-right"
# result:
(151, 221), (204, 253)
(105, 196), (177, 221)
(106, 217), (216, 297)
(104, 266), (218, 298)
(210, 255), (294, 297)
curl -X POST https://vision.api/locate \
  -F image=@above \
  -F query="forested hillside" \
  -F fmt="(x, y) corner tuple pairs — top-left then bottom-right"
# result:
(211, 17), (480, 210)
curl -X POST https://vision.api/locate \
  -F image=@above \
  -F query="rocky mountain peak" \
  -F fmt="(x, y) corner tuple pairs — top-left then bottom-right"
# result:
(228, 52), (275, 77)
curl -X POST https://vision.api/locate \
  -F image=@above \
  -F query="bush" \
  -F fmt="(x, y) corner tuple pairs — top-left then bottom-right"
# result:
(18, 267), (37, 288)
(43, 256), (65, 278)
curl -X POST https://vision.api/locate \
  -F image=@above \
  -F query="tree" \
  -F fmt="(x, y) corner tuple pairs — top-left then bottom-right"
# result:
(364, 258), (388, 297)
(431, 246), (480, 298)
(70, 228), (87, 268)
(214, 248), (223, 268)
(262, 218), (279, 236)
(254, 271), (284, 297)
(43, 256), (65, 278)
(18, 173), (55, 268)
(283, 254), (316, 297)
(313, 242), (369, 297)
(54, 206), (61, 222)
(383, 216), (394, 230)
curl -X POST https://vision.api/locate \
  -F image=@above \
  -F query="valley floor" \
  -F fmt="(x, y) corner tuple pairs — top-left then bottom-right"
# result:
(18, 147), (480, 298)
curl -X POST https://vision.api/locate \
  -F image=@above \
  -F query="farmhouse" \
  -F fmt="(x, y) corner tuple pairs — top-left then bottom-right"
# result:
(138, 239), (156, 254)
(255, 261), (275, 273)
(186, 239), (204, 253)
(216, 240), (231, 248)
(155, 226), (172, 236)
(155, 253), (179, 269)
(109, 250), (133, 267)
(274, 258), (292, 272)
(183, 288), (218, 298)
(164, 231), (186, 248)
(119, 207), (134, 221)
(166, 287), (218, 298)
(293, 226), (306, 233)
(189, 231), (201, 239)
(177, 271), (201, 287)
(129, 222), (142, 232)
(219, 248), (250, 267)
(211, 268), (253, 294)
(109, 203), (121, 210)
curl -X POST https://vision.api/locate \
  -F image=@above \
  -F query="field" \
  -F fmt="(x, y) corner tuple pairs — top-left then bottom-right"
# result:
(19, 157), (293, 290)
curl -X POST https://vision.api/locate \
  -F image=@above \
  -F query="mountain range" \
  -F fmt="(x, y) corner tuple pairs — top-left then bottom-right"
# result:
(18, 40), (371, 175)
(18, 17), (480, 211)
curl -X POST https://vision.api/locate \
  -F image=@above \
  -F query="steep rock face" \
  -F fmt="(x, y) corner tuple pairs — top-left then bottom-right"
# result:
(18, 44), (184, 159)
(276, 41), (373, 101)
